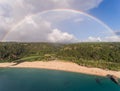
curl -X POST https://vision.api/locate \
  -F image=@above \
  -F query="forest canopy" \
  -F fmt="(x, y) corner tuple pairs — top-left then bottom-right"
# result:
(0, 42), (120, 71)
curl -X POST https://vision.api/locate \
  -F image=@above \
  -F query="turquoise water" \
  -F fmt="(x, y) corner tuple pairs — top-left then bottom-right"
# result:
(0, 68), (119, 91)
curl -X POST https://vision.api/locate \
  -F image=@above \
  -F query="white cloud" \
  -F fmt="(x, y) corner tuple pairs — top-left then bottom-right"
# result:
(0, 0), (103, 23)
(74, 18), (84, 23)
(25, 16), (38, 28)
(4, 16), (51, 42)
(48, 29), (76, 43)
(88, 36), (102, 42)
(86, 36), (120, 42)
(104, 36), (120, 42)
(4, 16), (76, 43)
(24, 0), (103, 12)
(0, 0), (103, 42)
(39, 11), (78, 23)
(68, 0), (103, 11)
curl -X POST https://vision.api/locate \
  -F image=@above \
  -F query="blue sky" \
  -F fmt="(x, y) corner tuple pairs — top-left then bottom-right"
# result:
(90, 0), (120, 31)
(0, 0), (120, 42)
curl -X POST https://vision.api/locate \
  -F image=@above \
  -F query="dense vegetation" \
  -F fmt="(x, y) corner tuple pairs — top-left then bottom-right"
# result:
(0, 42), (120, 71)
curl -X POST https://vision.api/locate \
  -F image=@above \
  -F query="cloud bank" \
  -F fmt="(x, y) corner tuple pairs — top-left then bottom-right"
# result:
(4, 16), (76, 42)
(3, 0), (120, 43)
(0, 0), (103, 42)
(87, 36), (120, 42)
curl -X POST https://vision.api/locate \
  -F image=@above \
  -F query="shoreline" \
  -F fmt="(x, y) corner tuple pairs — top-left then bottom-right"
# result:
(0, 60), (120, 78)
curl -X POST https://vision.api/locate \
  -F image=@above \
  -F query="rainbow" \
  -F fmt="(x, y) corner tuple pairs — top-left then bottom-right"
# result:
(2, 9), (116, 42)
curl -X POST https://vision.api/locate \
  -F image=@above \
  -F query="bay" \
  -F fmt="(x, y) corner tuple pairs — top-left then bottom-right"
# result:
(0, 68), (119, 91)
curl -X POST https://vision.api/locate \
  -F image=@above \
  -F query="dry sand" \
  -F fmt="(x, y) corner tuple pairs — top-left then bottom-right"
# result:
(0, 60), (120, 78)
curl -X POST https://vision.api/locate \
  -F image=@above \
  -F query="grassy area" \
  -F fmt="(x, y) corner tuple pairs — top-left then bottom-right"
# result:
(16, 56), (44, 62)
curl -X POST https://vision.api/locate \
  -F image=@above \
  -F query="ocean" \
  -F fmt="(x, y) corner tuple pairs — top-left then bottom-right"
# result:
(0, 68), (119, 91)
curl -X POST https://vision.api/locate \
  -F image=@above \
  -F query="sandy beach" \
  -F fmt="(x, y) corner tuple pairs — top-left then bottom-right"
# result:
(0, 60), (120, 78)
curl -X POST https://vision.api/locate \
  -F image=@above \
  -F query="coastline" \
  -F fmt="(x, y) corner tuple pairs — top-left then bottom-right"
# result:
(0, 60), (120, 78)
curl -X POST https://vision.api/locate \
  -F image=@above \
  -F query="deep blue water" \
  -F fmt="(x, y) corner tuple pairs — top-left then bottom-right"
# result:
(0, 68), (119, 91)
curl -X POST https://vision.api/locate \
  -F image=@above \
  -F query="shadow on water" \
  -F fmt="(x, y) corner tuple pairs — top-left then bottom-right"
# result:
(95, 75), (120, 88)
(107, 74), (120, 86)
(95, 78), (103, 86)
(94, 77), (108, 89)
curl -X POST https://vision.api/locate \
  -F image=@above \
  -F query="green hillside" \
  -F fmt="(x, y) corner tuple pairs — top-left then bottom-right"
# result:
(0, 42), (120, 71)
